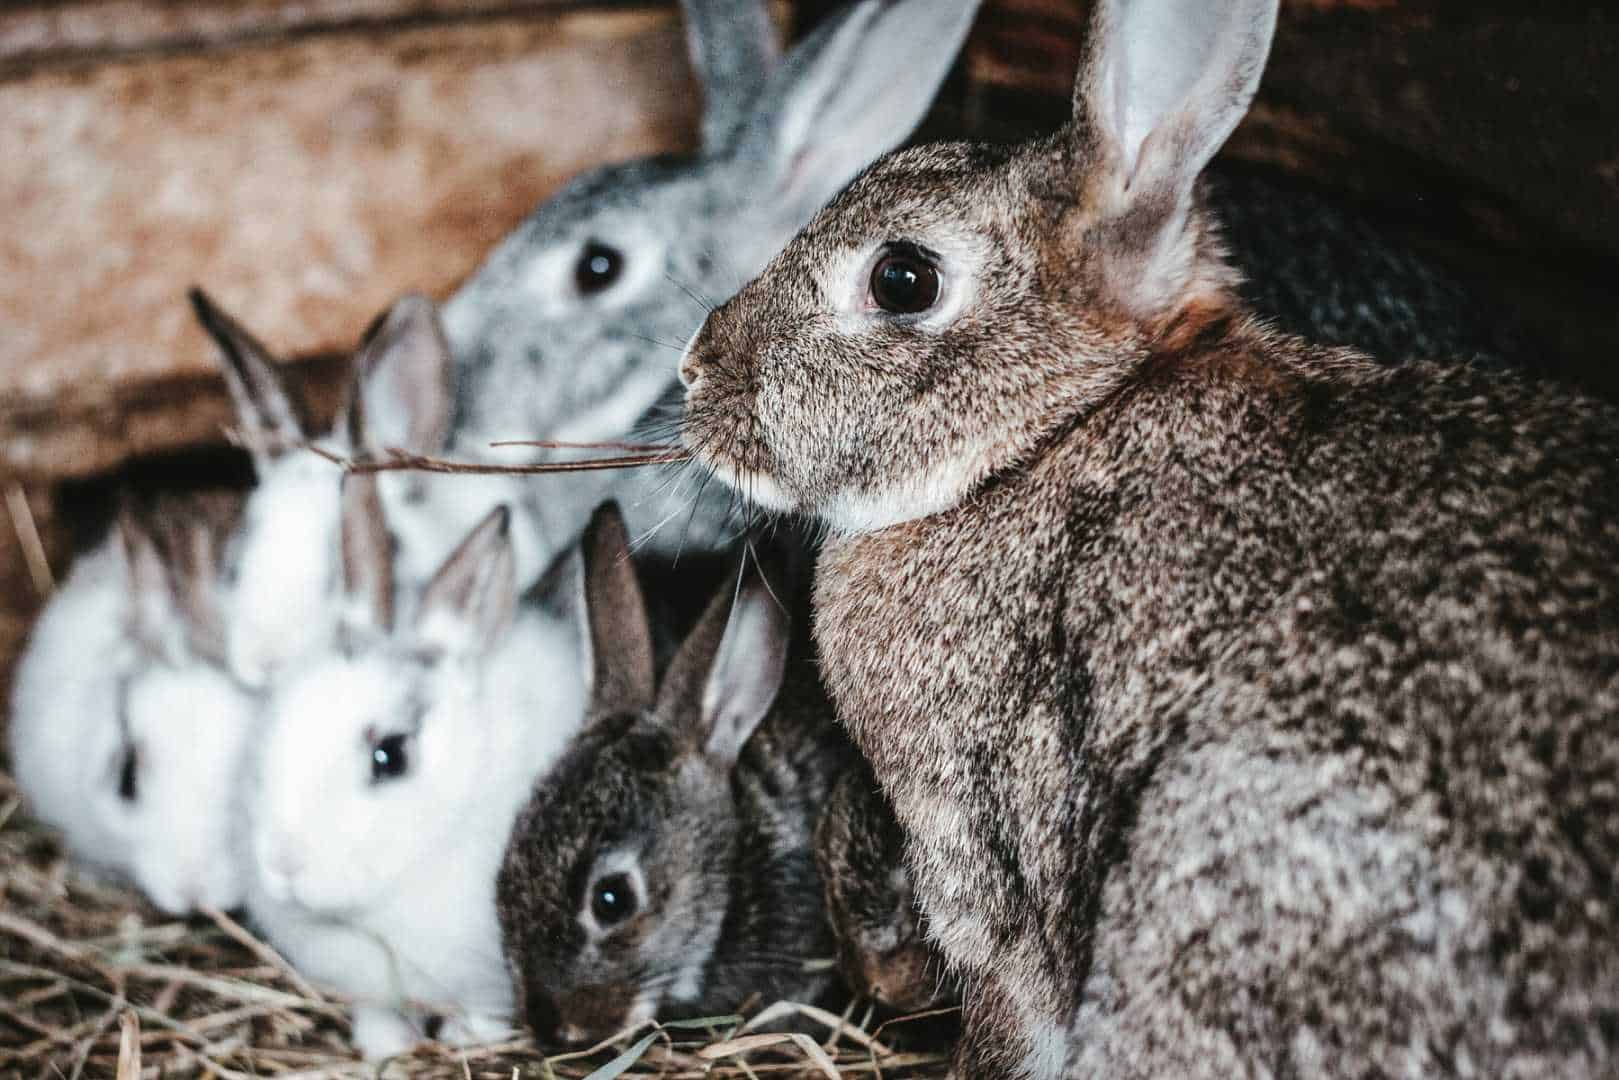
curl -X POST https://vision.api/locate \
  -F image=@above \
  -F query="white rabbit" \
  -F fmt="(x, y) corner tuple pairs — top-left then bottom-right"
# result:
(442, 0), (983, 560)
(243, 471), (587, 1058)
(189, 289), (550, 689)
(9, 491), (258, 915)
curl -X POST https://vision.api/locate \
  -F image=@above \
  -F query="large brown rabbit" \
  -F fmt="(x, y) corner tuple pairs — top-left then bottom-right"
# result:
(678, 0), (1619, 1075)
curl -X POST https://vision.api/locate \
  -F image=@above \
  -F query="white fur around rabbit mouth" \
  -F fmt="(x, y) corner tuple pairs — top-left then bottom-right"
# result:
(700, 459), (797, 515)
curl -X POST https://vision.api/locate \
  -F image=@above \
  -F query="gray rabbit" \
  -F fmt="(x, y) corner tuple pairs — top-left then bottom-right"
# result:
(443, 0), (983, 559)
(495, 505), (853, 1045)
(678, 0), (1619, 1076)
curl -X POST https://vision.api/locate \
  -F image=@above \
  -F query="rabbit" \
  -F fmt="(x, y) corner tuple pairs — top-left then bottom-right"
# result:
(496, 503), (854, 1047)
(189, 289), (549, 688)
(8, 489), (258, 915)
(441, 0), (984, 561)
(242, 468), (588, 1059)
(816, 758), (956, 1014)
(443, 0), (1535, 573)
(676, 0), (1619, 1074)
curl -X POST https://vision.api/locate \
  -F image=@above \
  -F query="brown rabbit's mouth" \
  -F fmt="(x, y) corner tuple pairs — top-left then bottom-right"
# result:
(681, 393), (799, 515)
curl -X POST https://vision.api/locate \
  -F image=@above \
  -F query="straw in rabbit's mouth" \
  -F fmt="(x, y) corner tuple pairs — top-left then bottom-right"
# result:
(312, 439), (692, 476)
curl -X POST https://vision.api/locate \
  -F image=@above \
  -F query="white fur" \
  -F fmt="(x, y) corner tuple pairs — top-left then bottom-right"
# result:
(245, 570), (586, 1057)
(10, 540), (257, 915)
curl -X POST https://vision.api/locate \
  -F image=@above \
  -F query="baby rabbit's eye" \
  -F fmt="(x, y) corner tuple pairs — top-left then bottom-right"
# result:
(590, 872), (638, 926)
(575, 242), (624, 296)
(116, 744), (139, 803)
(369, 733), (411, 783)
(870, 245), (941, 316)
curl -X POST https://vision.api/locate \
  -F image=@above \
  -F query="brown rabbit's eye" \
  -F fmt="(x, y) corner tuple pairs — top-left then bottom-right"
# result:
(870, 248), (941, 315)
(575, 242), (624, 295)
(591, 872), (637, 926)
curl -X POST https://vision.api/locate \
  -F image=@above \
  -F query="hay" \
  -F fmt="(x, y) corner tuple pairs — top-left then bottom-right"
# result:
(0, 771), (954, 1078)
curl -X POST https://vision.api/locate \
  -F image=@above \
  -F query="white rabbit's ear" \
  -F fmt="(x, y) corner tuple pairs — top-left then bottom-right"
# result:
(729, 0), (981, 232)
(416, 504), (516, 657)
(578, 502), (656, 719)
(339, 472), (395, 637)
(680, 0), (781, 151)
(115, 503), (182, 662)
(1069, 0), (1277, 313)
(188, 287), (308, 463)
(342, 293), (455, 456)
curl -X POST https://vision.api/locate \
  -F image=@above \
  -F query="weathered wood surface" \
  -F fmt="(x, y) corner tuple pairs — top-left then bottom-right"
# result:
(0, 6), (700, 480)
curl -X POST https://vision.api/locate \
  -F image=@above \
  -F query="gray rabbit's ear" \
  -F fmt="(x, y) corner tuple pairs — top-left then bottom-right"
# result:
(578, 502), (656, 718)
(1068, 0), (1277, 315)
(657, 556), (789, 768)
(728, 0), (981, 232)
(680, 0), (781, 151)
(416, 504), (517, 657)
(339, 472), (395, 638)
(188, 287), (308, 464)
(343, 293), (455, 456)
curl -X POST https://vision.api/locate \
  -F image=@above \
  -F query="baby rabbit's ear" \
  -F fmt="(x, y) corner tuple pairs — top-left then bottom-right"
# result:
(728, 0), (981, 233)
(188, 287), (308, 464)
(164, 492), (240, 664)
(342, 294), (455, 456)
(579, 502), (656, 718)
(659, 556), (789, 767)
(1068, 0), (1277, 317)
(339, 472), (395, 638)
(416, 504), (517, 657)
(679, 0), (780, 151)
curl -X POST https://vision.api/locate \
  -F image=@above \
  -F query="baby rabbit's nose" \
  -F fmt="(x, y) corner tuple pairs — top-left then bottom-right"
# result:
(523, 986), (561, 1044)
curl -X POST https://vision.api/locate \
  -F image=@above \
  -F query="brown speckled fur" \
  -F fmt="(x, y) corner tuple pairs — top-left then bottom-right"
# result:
(682, 2), (1619, 1075)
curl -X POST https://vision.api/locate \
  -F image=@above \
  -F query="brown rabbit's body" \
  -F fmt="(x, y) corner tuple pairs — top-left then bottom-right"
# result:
(678, 0), (1619, 1073)
(815, 323), (1619, 1076)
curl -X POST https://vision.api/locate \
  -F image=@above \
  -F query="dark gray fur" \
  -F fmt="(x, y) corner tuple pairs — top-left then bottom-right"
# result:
(495, 509), (854, 1044)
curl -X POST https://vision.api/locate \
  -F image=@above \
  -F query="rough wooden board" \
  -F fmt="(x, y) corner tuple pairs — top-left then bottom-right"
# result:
(0, 6), (701, 480)
(0, 1), (575, 64)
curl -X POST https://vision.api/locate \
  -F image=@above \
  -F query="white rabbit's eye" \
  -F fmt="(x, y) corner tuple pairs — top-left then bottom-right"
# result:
(116, 744), (139, 803)
(369, 733), (411, 783)
(870, 245), (941, 315)
(590, 872), (638, 926)
(575, 242), (624, 296)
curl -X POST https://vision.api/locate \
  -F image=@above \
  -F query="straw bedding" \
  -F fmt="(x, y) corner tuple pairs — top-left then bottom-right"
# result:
(0, 771), (953, 1079)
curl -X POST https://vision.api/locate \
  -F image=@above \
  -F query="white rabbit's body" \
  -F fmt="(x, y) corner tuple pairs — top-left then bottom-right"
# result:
(245, 477), (585, 1058)
(9, 495), (256, 915)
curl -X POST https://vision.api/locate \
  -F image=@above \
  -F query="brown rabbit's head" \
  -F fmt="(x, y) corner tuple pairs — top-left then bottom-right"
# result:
(682, 0), (1278, 533)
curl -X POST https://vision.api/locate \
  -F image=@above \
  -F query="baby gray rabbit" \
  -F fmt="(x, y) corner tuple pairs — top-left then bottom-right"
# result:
(678, 0), (1619, 1075)
(443, 0), (983, 558)
(496, 504), (853, 1045)
(816, 758), (956, 1014)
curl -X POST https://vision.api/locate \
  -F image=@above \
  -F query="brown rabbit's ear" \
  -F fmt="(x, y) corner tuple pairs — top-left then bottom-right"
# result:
(340, 293), (455, 456)
(339, 472), (395, 638)
(657, 555), (789, 767)
(416, 504), (516, 658)
(188, 287), (308, 463)
(1068, 0), (1277, 315)
(578, 502), (656, 718)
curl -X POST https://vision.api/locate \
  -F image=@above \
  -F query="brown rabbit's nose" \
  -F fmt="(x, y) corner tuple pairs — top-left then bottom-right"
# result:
(678, 347), (705, 389)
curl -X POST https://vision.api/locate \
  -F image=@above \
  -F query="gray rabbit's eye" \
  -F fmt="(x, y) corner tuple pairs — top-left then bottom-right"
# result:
(115, 743), (140, 803)
(575, 242), (624, 296)
(590, 872), (637, 926)
(870, 244), (941, 315)
(369, 732), (411, 783)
